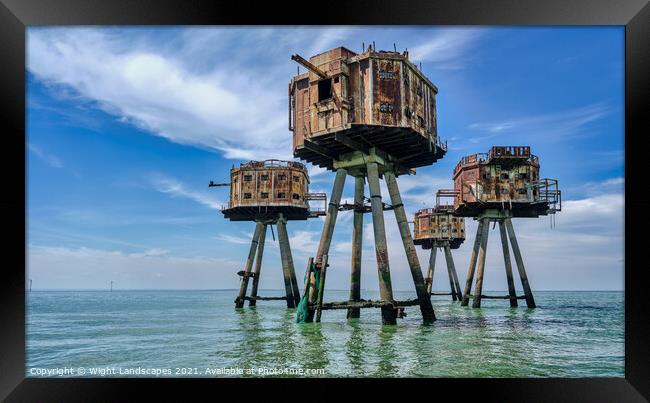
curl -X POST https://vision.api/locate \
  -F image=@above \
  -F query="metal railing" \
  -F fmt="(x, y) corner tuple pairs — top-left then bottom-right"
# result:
(221, 199), (310, 211)
(306, 192), (327, 216)
(435, 189), (459, 210)
(239, 159), (307, 171)
(454, 146), (539, 176)
(454, 177), (561, 212)
(529, 178), (561, 213)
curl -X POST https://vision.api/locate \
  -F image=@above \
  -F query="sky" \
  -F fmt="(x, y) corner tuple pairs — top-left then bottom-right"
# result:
(26, 26), (624, 292)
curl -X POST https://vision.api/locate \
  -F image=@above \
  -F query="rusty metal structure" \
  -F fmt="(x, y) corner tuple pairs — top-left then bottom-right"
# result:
(413, 204), (465, 300)
(212, 159), (326, 309)
(438, 146), (561, 309)
(289, 45), (446, 325)
(289, 46), (446, 173)
(450, 146), (560, 217)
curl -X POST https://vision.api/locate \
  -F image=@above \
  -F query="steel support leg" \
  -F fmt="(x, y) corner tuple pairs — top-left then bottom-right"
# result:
(347, 176), (364, 319)
(505, 218), (536, 308)
(472, 218), (490, 308)
(249, 224), (267, 307)
(383, 170), (435, 323)
(235, 221), (263, 308)
(278, 214), (298, 308)
(315, 254), (329, 322)
(499, 220), (518, 307)
(462, 220), (484, 306)
(366, 163), (397, 325)
(384, 171), (435, 322)
(306, 168), (347, 322)
(426, 246), (437, 295)
(444, 243), (463, 301)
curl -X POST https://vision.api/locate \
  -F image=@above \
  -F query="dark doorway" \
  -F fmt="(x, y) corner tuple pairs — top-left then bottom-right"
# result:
(318, 78), (332, 102)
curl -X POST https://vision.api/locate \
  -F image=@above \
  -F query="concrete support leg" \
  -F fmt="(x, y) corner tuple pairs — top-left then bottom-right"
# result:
(462, 219), (484, 306)
(366, 163), (397, 325)
(499, 220), (518, 307)
(315, 254), (329, 322)
(444, 243), (463, 301)
(235, 221), (263, 308)
(384, 172), (436, 323)
(384, 170), (435, 324)
(449, 245), (464, 301)
(347, 176), (364, 319)
(277, 214), (298, 308)
(289, 256), (302, 309)
(306, 168), (347, 322)
(426, 246), (437, 295)
(249, 224), (267, 307)
(505, 218), (536, 308)
(472, 218), (490, 308)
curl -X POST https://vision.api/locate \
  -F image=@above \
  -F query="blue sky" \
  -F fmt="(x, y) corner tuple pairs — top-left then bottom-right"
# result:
(26, 26), (624, 291)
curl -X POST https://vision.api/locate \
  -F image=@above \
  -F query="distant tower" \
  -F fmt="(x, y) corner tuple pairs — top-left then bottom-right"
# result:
(289, 45), (447, 324)
(110, 281), (113, 292)
(29, 278), (32, 292)
(212, 159), (326, 309)
(413, 199), (465, 301)
(442, 146), (561, 308)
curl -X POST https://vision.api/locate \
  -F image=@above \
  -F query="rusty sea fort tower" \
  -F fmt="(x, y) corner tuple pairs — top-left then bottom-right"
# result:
(213, 44), (561, 325)
(413, 202), (465, 301)
(289, 45), (446, 325)
(211, 159), (326, 308)
(440, 146), (561, 308)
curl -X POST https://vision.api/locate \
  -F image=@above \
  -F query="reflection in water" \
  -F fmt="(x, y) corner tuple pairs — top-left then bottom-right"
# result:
(345, 319), (367, 376)
(374, 325), (398, 377)
(233, 308), (264, 376)
(26, 290), (625, 378)
(275, 309), (299, 371)
(296, 322), (330, 374)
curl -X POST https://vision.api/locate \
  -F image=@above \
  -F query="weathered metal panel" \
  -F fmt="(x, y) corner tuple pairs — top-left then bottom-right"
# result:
(289, 46), (441, 163)
(292, 77), (309, 149)
(371, 58), (401, 126)
(226, 160), (310, 210)
(451, 146), (560, 217)
(360, 58), (370, 124)
(413, 208), (465, 243)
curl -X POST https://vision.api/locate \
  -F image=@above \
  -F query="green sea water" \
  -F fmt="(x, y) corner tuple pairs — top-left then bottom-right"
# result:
(26, 290), (624, 377)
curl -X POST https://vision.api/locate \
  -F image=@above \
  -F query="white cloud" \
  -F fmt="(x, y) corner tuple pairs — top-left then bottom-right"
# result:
(28, 27), (489, 162)
(409, 28), (484, 69)
(467, 102), (610, 143)
(215, 232), (253, 245)
(27, 245), (240, 289)
(288, 230), (321, 255)
(128, 248), (169, 258)
(576, 176), (624, 197)
(149, 173), (223, 211)
(28, 28), (292, 161)
(28, 144), (63, 168)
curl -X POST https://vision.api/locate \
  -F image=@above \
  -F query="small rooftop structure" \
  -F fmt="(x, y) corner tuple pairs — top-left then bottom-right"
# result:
(447, 146), (561, 218)
(217, 159), (326, 221)
(289, 45), (446, 174)
(413, 206), (466, 249)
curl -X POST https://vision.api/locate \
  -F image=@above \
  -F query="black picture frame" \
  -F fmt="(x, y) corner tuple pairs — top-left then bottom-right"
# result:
(1, 0), (648, 401)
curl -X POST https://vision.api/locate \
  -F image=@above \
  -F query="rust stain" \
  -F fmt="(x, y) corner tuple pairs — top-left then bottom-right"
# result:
(228, 159), (310, 210)
(450, 146), (561, 215)
(413, 208), (465, 243)
(288, 45), (440, 153)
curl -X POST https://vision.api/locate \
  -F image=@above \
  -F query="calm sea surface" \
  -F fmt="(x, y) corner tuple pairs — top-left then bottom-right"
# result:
(26, 290), (624, 377)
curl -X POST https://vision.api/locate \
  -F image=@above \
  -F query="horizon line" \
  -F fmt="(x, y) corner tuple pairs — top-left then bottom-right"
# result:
(26, 288), (625, 292)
